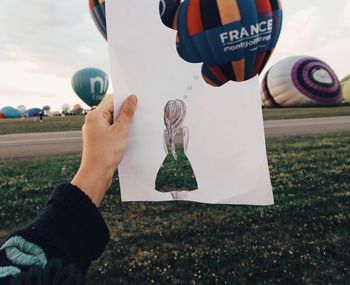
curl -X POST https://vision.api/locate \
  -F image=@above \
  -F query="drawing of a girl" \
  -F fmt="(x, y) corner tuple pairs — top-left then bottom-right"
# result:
(155, 100), (198, 200)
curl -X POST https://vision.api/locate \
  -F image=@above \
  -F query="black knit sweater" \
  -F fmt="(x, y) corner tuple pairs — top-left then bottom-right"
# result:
(0, 184), (110, 285)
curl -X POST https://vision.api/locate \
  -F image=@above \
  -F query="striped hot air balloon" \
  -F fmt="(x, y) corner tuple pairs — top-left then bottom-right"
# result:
(160, 0), (283, 86)
(261, 56), (343, 107)
(89, 0), (107, 40)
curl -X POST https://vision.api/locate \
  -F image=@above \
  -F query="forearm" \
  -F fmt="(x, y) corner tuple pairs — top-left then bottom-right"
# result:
(0, 184), (110, 284)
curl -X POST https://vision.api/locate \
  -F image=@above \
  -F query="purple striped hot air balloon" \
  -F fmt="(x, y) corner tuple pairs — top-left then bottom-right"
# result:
(160, 0), (283, 86)
(261, 56), (343, 107)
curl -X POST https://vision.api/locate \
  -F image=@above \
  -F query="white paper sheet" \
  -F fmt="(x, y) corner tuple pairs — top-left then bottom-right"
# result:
(106, 0), (274, 205)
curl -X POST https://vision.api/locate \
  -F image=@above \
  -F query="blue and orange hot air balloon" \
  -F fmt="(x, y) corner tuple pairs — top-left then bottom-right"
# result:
(160, 0), (283, 86)
(89, 0), (107, 40)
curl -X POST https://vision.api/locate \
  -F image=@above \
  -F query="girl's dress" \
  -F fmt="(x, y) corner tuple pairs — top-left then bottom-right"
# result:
(155, 128), (198, 193)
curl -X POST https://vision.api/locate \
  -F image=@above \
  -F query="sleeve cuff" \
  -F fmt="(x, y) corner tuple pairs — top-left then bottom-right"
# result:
(48, 183), (110, 260)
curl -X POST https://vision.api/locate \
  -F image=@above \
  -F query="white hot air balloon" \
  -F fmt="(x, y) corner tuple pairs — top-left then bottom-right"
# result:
(17, 105), (27, 114)
(261, 56), (343, 107)
(62, 104), (71, 113)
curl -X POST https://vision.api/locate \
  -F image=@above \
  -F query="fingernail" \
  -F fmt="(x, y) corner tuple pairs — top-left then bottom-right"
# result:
(128, 95), (138, 104)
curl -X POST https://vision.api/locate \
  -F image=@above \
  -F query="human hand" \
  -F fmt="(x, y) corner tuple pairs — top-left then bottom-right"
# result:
(72, 95), (138, 206)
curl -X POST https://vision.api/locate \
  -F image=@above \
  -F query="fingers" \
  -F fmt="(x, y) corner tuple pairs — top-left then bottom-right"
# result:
(85, 102), (114, 126)
(98, 103), (114, 125)
(112, 95), (137, 131)
(97, 102), (114, 114)
(102, 109), (113, 125)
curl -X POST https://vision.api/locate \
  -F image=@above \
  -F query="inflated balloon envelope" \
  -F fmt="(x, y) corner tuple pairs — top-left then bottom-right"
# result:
(107, 0), (276, 205)
(160, 0), (283, 85)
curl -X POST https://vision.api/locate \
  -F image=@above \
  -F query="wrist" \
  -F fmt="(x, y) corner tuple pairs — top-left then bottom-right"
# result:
(71, 166), (113, 207)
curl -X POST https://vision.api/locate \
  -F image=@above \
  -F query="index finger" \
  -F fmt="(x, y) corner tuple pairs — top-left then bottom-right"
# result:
(112, 95), (137, 131)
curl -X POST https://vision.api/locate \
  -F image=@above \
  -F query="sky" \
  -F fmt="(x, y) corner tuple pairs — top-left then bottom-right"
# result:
(1, 0), (350, 111)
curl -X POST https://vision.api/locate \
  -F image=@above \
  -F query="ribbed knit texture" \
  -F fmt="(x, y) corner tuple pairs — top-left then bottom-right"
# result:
(0, 183), (110, 284)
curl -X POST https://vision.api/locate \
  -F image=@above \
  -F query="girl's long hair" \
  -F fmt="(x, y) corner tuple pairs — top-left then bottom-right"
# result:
(164, 100), (186, 160)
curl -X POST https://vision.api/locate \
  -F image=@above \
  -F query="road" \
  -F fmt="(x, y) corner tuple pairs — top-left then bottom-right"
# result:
(1, 116), (350, 159)
(264, 116), (350, 138)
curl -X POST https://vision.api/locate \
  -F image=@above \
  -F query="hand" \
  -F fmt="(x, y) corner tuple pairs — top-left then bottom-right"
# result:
(72, 95), (138, 207)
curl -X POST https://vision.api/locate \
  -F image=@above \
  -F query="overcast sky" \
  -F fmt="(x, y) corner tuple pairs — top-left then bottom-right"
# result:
(1, 0), (350, 111)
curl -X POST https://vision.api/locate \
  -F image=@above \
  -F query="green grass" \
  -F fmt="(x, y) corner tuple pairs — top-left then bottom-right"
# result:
(155, 148), (198, 192)
(0, 116), (84, 134)
(0, 135), (349, 284)
(1, 107), (350, 135)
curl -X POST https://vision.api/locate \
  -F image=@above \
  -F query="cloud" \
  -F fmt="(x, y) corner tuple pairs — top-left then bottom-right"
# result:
(0, 0), (109, 77)
(340, 0), (350, 28)
(265, 3), (350, 80)
(0, 0), (110, 110)
(265, 7), (322, 69)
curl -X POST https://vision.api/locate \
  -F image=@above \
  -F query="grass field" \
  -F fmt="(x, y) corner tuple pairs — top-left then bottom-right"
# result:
(1, 106), (350, 135)
(0, 135), (349, 284)
(0, 116), (84, 134)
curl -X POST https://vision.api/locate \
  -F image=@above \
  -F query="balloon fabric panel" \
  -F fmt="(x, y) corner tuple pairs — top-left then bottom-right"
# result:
(160, 0), (181, 28)
(258, 0), (283, 74)
(261, 71), (280, 107)
(292, 59), (342, 103)
(253, 0), (272, 75)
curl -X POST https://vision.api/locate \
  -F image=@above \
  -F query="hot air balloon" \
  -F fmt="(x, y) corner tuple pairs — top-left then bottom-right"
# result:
(0, 107), (22, 118)
(0, 113), (5, 119)
(159, 0), (283, 86)
(73, 104), (82, 110)
(17, 105), (27, 114)
(261, 56), (343, 107)
(25, 108), (43, 118)
(341, 75), (350, 103)
(42, 105), (51, 116)
(72, 104), (84, 115)
(89, 0), (180, 41)
(62, 104), (71, 113)
(72, 68), (109, 107)
(89, 0), (107, 40)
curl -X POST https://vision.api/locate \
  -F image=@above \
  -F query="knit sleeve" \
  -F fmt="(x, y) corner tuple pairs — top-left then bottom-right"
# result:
(0, 183), (110, 284)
